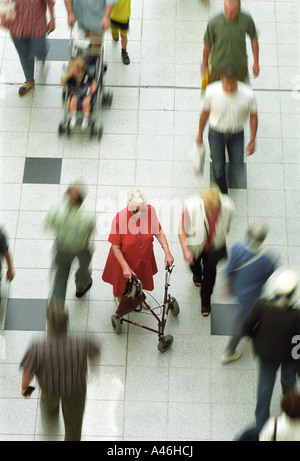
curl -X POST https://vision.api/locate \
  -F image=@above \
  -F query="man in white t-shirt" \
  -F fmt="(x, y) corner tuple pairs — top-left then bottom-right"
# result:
(196, 68), (258, 194)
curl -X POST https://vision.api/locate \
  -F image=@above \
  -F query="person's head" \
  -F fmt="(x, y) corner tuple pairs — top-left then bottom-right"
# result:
(268, 268), (299, 310)
(221, 68), (238, 93)
(246, 220), (269, 246)
(46, 302), (69, 336)
(66, 183), (86, 207)
(202, 185), (221, 216)
(70, 56), (86, 77)
(280, 390), (300, 419)
(127, 189), (147, 217)
(224, 0), (241, 22)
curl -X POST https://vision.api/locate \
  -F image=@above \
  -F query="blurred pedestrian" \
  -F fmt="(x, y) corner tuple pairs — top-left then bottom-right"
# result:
(110, 0), (131, 65)
(196, 67), (258, 194)
(201, 0), (259, 83)
(102, 189), (174, 305)
(20, 304), (99, 441)
(64, 0), (116, 54)
(221, 220), (277, 364)
(178, 185), (235, 317)
(1, 0), (56, 96)
(0, 227), (14, 303)
(239, 269), (300, 436)
(44, 184), (95, 306)
(259, 390), (300, 441)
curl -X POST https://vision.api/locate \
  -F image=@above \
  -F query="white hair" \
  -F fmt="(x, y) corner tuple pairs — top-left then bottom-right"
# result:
(126, 189), (147, 207)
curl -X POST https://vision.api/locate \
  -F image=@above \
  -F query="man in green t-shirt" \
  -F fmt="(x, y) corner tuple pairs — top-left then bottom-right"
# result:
(202, 0), (259, 83)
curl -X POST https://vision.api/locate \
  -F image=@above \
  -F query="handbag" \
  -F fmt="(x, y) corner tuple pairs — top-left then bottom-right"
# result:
(190, 141), (205, 175)
(0, 0), (17, 23)
(204, 220), (227, 265)
(116, 279), (145, 317)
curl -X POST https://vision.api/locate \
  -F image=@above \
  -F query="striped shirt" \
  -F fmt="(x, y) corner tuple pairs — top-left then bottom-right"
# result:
(20, 334), (99, 396)
(5, 0), (55, 39)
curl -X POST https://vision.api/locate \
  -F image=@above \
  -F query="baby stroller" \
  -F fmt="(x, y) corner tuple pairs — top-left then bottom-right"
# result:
(58, 26), (113, 140)
(111, 264), (180, 352)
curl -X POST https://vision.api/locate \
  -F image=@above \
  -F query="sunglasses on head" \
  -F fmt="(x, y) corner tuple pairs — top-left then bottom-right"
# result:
(132, 207), (146, 214)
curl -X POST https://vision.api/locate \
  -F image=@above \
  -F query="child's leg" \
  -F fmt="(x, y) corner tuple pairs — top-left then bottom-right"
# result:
(82, 95), (92, 116)
(120, 23), (130, 65)
(68, 95), (78, 116)
(81, 95), (92, 130)
(110, 23), (119, 41)
(68, 95), (78, 128)
(121, 31), (130, 65)
(121, 33), (128, 51)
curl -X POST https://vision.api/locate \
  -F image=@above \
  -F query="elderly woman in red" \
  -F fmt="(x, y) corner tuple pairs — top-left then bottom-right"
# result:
(102, 189), (174, 303)
(1, 0), (55, 96)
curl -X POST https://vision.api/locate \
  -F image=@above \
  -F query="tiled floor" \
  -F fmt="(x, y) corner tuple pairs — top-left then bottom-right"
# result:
(0, 0), (299, 441)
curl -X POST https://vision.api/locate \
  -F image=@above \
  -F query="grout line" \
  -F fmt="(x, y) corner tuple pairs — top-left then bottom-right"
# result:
(0, 82), (295, 93)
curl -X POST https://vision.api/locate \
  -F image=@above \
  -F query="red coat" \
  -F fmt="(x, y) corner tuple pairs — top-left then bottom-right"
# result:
(102, 205), (162, 297)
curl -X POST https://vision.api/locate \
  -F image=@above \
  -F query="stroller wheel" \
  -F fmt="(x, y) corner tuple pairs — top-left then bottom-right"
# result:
(111, 314), (122, 334)
(58, 123), (65, 136)
(102, 91), (113, 107)
(89, 120), (96, 138)
(98, 125), (103, 140)
(158, 334), (173, 353)
(169, 297), (180, 316)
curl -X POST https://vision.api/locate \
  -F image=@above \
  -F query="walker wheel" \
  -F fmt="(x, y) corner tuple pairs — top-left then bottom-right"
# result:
(157, 334), (173, 353)
(111, 314), (122, 334)
(169, 297), (180, 316)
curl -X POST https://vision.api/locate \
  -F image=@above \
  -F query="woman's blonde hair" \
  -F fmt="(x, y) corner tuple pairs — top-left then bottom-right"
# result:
(126, 189), (147, 207)
(202, 185), (221, 211)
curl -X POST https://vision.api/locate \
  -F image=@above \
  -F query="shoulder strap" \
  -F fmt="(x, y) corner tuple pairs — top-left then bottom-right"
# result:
(231, 248), (267, 272)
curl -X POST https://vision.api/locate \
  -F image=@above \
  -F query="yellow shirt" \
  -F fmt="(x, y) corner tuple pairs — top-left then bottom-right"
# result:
(110, 0), (131, 23)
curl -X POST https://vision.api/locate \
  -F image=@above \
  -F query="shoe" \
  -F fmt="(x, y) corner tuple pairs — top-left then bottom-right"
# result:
(76, 278), (93, 298)
(81, 116), (89, 131)
(221, 350), (242, 365)
(201, 304), (211, 317)
(121, 49), (130, 65)
(70, 114), (77, 129)
(193, 275), (202, 287)
(18, 80), (35, 97)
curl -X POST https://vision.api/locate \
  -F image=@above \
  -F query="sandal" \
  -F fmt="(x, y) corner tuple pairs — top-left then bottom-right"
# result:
(193, 275), (202, 287)
(201, 304), (211, 317)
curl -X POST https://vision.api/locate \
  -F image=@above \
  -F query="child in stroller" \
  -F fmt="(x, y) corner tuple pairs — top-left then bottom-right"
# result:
(61, 56), (97, 131)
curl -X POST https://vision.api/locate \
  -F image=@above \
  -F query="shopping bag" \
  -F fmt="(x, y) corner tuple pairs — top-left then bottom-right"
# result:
(0, 0), (17, 23)
(190, 141), (205, 175)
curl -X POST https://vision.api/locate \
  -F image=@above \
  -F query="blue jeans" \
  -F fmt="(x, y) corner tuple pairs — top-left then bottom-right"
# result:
(11, 33), (48, 82)
(208, 128), (245, 194)
(255, 360), (297, 431)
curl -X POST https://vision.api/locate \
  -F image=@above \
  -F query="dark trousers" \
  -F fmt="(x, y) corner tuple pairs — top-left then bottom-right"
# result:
(50, 248), (92, 305)
(190, 251), (217, 306)
(41, 386), (86, 441)
(208, 128), (245, 194)
(255, 361), (297, 431)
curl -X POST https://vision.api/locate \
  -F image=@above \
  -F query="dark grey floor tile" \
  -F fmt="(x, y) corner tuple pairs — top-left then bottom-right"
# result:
(23, 158), (62, 184)
(211, 303), (240, 336)
(47, 39), (69, 61)
(5, 299), (47, 331)
(210, 163), (247, 189)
